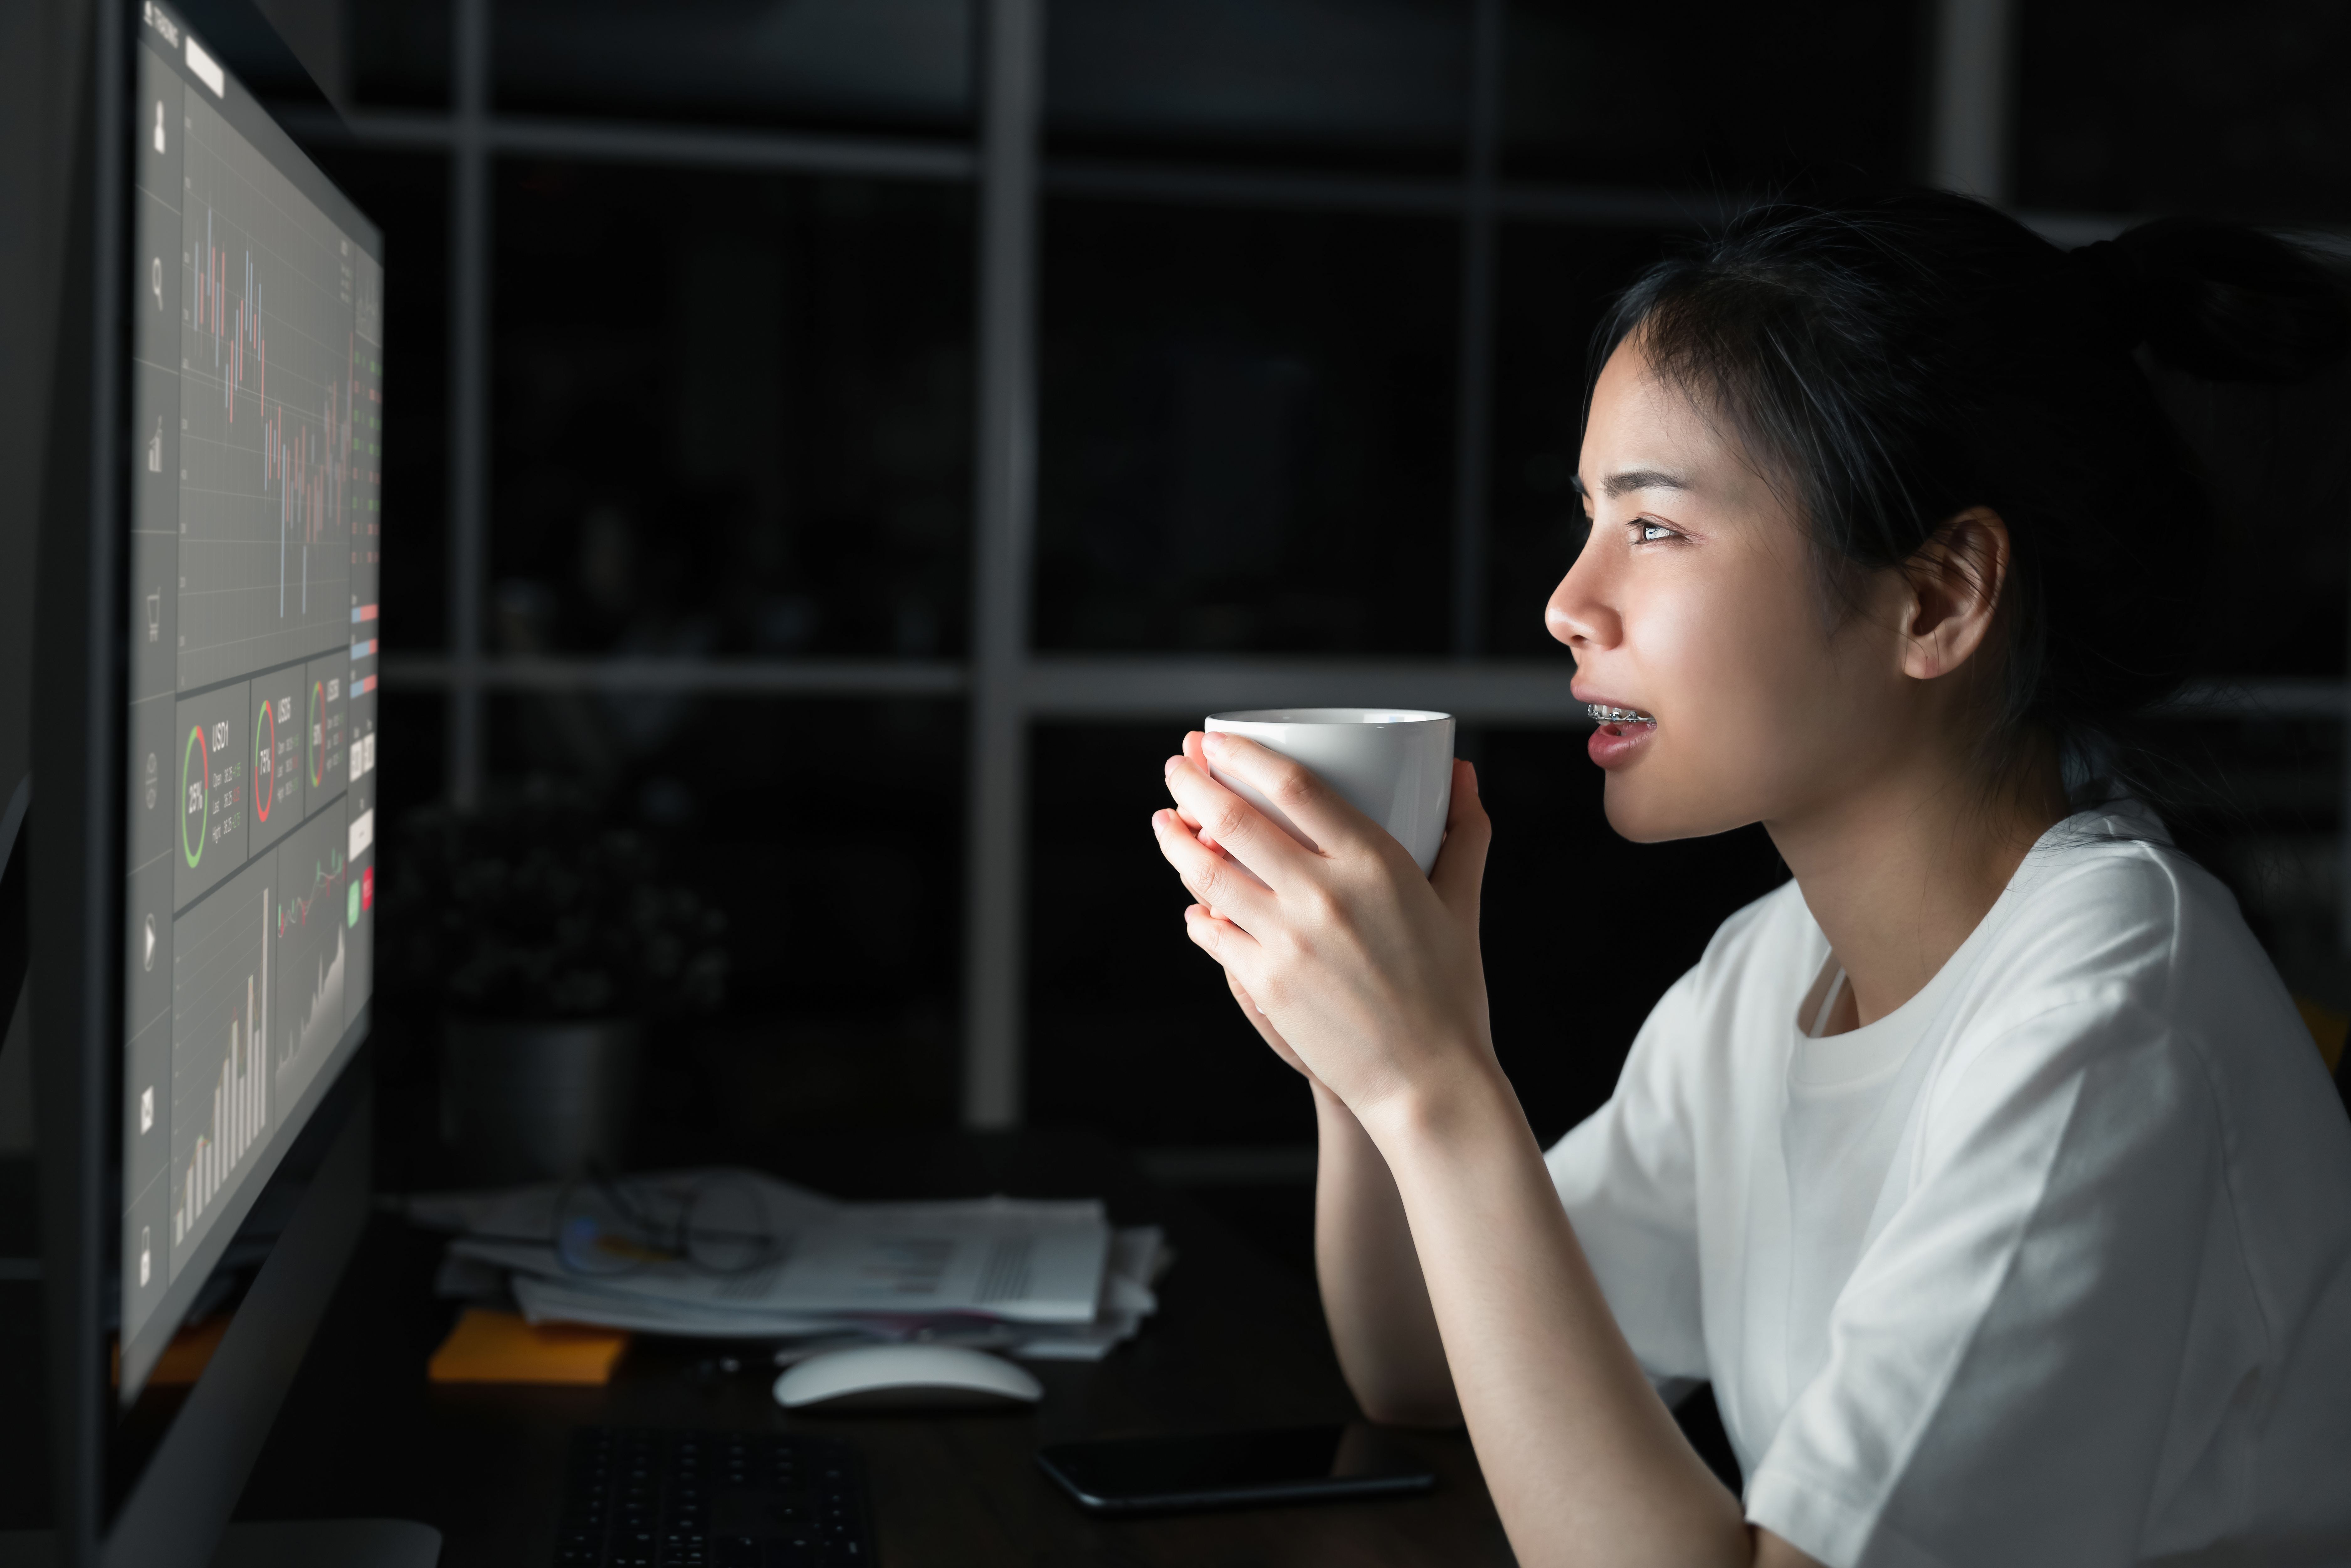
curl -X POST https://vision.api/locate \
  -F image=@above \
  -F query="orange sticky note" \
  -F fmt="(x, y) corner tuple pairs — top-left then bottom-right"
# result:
(113, 1315), (231, 1389)
(428, 1307), (630, 1385)
(153, 1315), (231, 1385)
(2296, 995), (2348, 1077)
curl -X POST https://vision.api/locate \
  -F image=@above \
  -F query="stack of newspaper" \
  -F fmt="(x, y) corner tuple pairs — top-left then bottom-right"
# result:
(407, 1168), (1169, 1361)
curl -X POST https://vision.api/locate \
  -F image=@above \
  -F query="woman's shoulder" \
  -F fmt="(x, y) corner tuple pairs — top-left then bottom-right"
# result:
(1933, 815), (2351, 1300)
(1947, 809), (2326, 1114)
(1979, 808), (2255, 1008)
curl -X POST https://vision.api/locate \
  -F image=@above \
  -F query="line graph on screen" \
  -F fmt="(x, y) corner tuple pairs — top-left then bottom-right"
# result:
(175, 89), (359, 688)
(276, 841), (348, 1081)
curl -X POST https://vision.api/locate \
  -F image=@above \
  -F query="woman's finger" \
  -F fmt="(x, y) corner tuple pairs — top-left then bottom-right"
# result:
(1182, 901), (1264, 975)
(1152, 807), (1277, 923)
(1169, 732), (1212, 834)
(1428, 758), (1492, 931)
(1163, 747), (1318, 885)
(1196, 731), (1386, 863)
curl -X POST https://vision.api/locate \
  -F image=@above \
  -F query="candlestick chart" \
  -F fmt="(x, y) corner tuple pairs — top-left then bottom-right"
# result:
(174, 91), (361, 691)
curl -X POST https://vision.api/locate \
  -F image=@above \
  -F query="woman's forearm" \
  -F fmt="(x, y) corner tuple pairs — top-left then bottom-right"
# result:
(1311, 1080), (1460, 1426)
(1363, 1059), (1753, 1568)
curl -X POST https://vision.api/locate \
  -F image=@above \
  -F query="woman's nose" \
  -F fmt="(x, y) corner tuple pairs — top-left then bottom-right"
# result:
(1546, 549), (1619, 651)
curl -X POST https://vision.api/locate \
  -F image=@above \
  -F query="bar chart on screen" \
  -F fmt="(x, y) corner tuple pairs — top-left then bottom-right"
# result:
(169, 852), (273, 1276)
(175, 88), (359, 691)
(173, 988), (267, 1250)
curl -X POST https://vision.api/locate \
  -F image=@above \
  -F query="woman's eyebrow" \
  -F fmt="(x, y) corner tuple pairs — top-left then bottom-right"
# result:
(1597, 468), (1692, 498)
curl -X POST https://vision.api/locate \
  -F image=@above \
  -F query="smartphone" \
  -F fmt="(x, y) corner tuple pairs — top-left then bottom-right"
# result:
(1036, 1423), (1437, 1515)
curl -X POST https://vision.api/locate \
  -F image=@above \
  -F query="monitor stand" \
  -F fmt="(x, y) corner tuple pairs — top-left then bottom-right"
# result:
(0, 1522), (441, 1567)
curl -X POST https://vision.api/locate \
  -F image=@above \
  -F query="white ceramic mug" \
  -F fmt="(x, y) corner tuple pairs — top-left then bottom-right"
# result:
(1203, 708), (1456, 875)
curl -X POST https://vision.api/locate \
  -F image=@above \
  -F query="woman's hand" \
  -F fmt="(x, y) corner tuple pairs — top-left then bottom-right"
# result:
(1150, 729), (1495, 1123)
(1224, 970), (1314, 1078)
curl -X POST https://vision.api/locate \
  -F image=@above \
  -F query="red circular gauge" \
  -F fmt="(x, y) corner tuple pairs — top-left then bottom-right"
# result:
(309, 679), (327, 786)
(253, 699), (278, 823)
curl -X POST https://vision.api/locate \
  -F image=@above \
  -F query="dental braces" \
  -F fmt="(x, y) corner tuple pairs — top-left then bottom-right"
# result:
(1587, 704), (1656, 726)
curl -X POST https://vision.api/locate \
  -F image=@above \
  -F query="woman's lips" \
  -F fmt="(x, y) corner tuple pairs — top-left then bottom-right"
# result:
(1586, 718), (1656, 770)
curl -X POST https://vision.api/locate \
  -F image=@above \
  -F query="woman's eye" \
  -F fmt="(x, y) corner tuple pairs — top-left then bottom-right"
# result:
(1638, 522), (1677, 542)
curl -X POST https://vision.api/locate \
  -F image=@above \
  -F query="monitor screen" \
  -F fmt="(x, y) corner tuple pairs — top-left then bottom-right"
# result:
(117, 0), (382, 1402)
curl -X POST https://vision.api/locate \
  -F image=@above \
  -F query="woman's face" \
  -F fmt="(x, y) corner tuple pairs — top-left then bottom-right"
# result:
(1549, 339), (1925, 843)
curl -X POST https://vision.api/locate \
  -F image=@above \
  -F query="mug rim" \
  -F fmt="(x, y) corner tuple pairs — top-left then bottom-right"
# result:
(1207, 707), (1453, 726)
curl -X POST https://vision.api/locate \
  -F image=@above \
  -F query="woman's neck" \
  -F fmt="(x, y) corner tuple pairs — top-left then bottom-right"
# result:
(1770, 754), (2066, 1032)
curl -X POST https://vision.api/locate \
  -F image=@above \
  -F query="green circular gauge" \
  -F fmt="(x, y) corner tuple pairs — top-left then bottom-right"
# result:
(180, 723), (208, 869)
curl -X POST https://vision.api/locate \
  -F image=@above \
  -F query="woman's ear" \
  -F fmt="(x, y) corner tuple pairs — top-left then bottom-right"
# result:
(1899, 506), (2010, 682)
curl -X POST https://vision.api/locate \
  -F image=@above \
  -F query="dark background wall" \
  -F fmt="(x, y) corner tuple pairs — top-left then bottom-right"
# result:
(3, 4), (2347, 1266)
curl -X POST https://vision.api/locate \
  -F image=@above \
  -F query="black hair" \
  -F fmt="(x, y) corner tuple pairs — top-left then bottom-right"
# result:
(1591, 187), (2350, 809)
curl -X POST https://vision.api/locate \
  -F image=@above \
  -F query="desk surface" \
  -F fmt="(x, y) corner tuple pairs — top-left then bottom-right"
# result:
(228, 1132), (1520, 1567)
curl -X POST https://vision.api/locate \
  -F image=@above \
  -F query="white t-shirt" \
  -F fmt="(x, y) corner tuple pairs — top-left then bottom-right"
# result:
(1544, 807), (2351, 1568)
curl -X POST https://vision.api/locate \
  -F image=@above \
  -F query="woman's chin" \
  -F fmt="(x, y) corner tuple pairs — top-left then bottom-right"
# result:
(1602, 773), (1749, 846)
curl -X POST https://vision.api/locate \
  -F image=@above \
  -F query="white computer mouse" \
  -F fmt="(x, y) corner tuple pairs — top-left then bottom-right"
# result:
(771, 1343), (1044, 1413)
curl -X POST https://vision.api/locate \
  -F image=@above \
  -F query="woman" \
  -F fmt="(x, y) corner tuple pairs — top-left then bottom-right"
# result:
(1150, 189), (2351, 1567)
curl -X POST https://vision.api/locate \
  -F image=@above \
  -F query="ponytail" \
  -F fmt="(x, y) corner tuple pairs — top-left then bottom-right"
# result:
(2066, 218), (2349, 381)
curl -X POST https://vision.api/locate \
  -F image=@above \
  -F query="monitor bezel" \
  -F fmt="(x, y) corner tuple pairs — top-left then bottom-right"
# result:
(31, 1), (385, 1561)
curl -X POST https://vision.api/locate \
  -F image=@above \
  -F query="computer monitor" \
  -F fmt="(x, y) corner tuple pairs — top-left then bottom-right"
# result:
(24, 2), (428, 1562)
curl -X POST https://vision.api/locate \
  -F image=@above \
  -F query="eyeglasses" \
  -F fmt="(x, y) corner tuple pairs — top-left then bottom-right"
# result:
(549, 1168), (785, 1278)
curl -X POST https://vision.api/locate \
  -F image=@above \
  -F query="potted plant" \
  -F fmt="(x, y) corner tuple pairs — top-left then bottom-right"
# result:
(385, 779), (728, 1184)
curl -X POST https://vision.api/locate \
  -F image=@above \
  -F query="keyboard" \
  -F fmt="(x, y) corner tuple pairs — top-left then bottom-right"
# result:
(555, 1428), (877, 1566)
